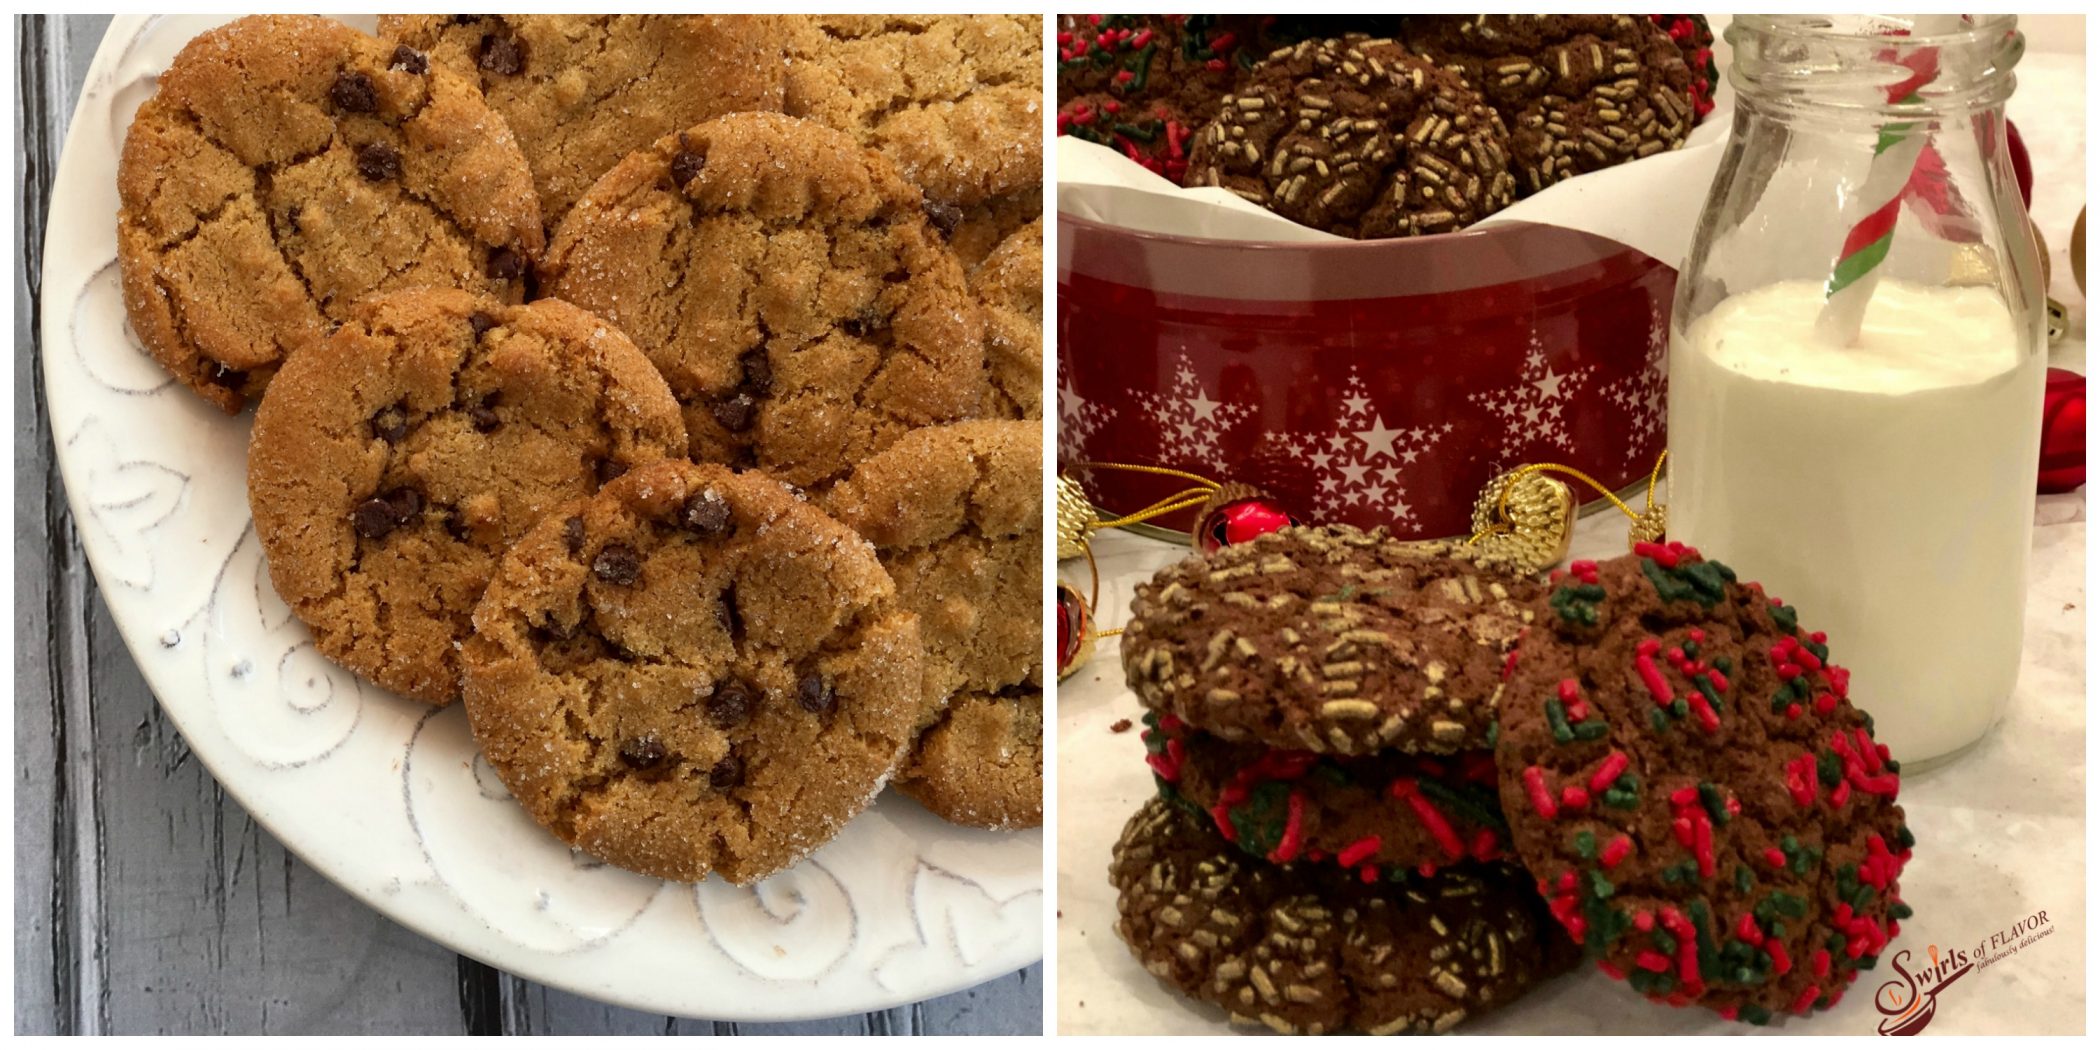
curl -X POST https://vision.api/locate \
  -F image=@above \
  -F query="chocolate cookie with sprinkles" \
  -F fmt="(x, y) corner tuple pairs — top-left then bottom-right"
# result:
(1121, 525), (1544, 757)
(1405, 14), (1694, 196)
(1110, 797), (1575, 1034)
(1141, 708), (1514, 884)
(1496, 543), (1914, 1024)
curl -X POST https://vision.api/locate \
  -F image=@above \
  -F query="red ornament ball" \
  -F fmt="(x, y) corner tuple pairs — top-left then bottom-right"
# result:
(2039, 367), (2084, 494)
(1056, 582), (1094, 679)
(1194, 483), (1301, 554)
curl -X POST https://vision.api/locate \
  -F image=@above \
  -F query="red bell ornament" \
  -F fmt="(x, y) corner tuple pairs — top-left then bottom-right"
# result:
(1192, 483), (1301, 554)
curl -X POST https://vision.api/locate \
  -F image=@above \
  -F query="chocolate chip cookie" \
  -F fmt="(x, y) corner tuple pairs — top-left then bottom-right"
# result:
(1144, 711), (1511, 880)
(247, 289), (686, 704)
(823, 420), (1043, 703)
(895, 686), (1043, 830)
(540, 112), (989, 489)
(780, 15), (1042, 214)
(118, 14), (543, 413)
(1121, 526), (1542, 756)
(1185, 35), (1516, 238)
(1404, 15), (1694, 196)
(377, 15), (791, 225)
(462, 459), (926, 884)
(1497, 543), (1913, 1023)
(1111, 797), (1573, 1034)
(971, 217), (1043, 420)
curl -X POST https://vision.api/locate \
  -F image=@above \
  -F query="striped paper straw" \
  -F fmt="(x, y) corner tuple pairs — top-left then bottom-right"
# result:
(1814, 16), (1968, 346)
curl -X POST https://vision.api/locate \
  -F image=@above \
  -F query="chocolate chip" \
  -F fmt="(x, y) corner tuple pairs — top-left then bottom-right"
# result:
(924, 197), (964, 237)
(707, 679), (756, 728)
(562, 515), (585, 554)
(708, 753), (744, 789)
(618, 736), (668, 770)
(384, 486), (424, 522)
(486, 247), (525, 280)
(467, 311), (497, 338)
(681, 491), (733, 538)
(739, 348), (772, 396)
(450, 14), (485, 25)
(389, 45), (428, 75)
(469, 391), (502, 433)
(670, 146), (705, 188)
(718, 584), (744, 642)
(284, 205), (302, 234)
(356, 141), (401, 182)
(330, 71), (377, 113)
(206, 364), (246, 390)
(595, 458), (628, 485)
(797, 673), (837, 715)
(478, 32), (525, 75)
(442, 509), (472, 543)
(591, 543), (641, 585)
(710, 392), (757, 433)
(352, 499), (399, 539)
(840, 307), (882, 338)
(370, 404), (408, 443)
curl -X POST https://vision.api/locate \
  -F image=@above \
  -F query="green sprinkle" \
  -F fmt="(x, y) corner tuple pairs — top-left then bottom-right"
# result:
(1713, 656), (1733, 674)
(1487, 721), (1500, 748)
(1768, 892), (1808, 919)
(1649, 709), (1670, 733)
(1546, 699), (1574, 744)
(1573, 829), (1598, 859)
(1689, 898), (1720, 983)
(1417, 779), (1510, 833)
(1671, 697), (1689, 718)
(1769, 602), (1799, 633)
(1889, 902), (1914, 920)
(1853, 884), (1876, 911)
(1741, 1004), (1773, 1026)
(1550, 583), (1606, 626)
(1698, 782), (1729, 825)
(1886, 758), (1902, 774)
(1603, 788), (1637, 809)
(1828, 932), (1848, 952)
(1735, 866), (1753, 893)
(1588, 870), (1616, 900)
(1652, 930), (1678, 954)
(1661, 864), (1683, 885)
(1598, 907), (1633, 946)
(1817, 750), (1843, 788)
(1858, 954), (1880, 970)
(1768, 921), (1785, 940)
(1230, 781), (1292, 857)
(1805, 639), (1830, 663)
(1895, 825), (1915, 849)
(1572, 720), (1611, 741)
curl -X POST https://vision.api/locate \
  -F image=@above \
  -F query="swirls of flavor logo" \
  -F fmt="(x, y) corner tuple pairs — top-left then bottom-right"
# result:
(1873, 943), (1971, 1035)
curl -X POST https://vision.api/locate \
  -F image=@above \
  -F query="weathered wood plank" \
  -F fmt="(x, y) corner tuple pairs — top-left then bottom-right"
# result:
(499, 964), (1041, 1035)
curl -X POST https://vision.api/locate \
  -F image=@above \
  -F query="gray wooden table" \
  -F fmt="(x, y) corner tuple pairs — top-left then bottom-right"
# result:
(13, 13), (1041, 1035)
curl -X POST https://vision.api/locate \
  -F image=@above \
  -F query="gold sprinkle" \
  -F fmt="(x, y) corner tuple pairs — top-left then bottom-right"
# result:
(1320, 680), (1360, 696)
(1321, 699), (1381, 719)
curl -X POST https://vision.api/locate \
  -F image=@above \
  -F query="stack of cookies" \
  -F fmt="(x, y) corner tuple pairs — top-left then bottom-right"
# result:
(1112, 526), (1578, 1033)
(1110, 527), (1917, 1031)
(1056, 14), (1712, 239)
(117, 13), (1043, 886)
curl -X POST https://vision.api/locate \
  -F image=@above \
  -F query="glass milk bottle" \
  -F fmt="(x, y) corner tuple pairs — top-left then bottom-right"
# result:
(1669, 16), (2046, 765)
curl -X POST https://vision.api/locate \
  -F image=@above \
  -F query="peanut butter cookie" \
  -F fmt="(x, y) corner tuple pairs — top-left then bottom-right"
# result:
(118, 14), (542, 412)
(463, 460), (926, 884)
(540, 112), (989, 489)
(247, 289), (685, 704)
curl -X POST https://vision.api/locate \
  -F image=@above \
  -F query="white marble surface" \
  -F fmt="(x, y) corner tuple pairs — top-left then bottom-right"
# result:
(1055, 43), (2087, 1037)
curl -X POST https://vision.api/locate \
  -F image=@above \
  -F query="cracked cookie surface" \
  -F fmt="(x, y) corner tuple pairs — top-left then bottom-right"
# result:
(780, 15), (1043, 213)
(463, 459), (925, 884)
(118, 14), (542, 412)
(377, 14), (791, 226)
(247, 288), (686, 705)
(1110, 797), (1572, 1034)
(1121, 525), (1542, 755)
(825, 420), (1042, 827)
(970, 217), (1043, 421)
(540, 112), (989, 490)
(895, 686), (1043, 830)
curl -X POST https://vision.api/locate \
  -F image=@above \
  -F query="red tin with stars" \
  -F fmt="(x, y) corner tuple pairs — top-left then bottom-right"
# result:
(1056, 214), (1675, 540)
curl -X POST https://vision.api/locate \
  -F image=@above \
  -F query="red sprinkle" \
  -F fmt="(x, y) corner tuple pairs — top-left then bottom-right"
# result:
(1790, 982), (1820, 1015)
(1560, 785), (1591, 811)
(1786, 703), (1804, 721)
(1359, 865), (1379, 884)
(1634, 950), (1672, 973)
(1470, 828), (1501, 861)
(1523, 766), (1559, 819)
(1589, 751), (1631, 794)
(1812, 949), (1832, 978)
(1633, 910), (1655, 933)
(1633, 541), (1680, 568)
(1558, 678), (1583, 702)
(1404, 791), (1466, 860)
(1210, 801), (1238, 842)
(1337, 835), (1382, 869)
(1502, 648), (1520, 680)
(1830, 780), (1853, 807)
(1635, 643), (1674, 706)
(1597, 959), (1627, 980)
(1764, 847), (1788, 869)
(1768, 937), (1793, 977)
(1600, 834), (1633, 869)
(1267, 790), (1308, 863)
